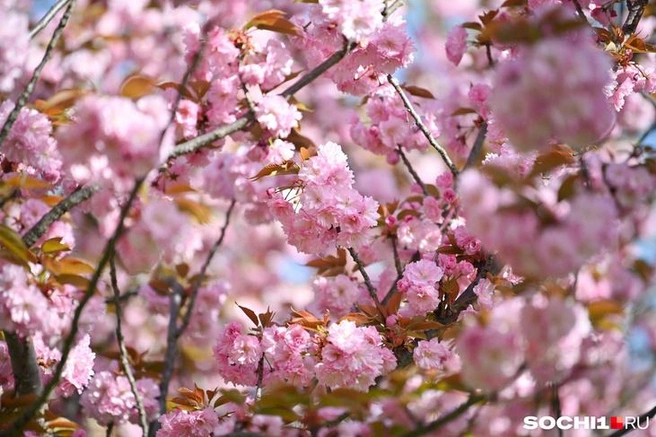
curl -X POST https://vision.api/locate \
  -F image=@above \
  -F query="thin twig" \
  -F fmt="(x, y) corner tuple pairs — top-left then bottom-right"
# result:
(432, 255), (495, 327)
(401, 394), (485, 437)
(255, 356), (264, 401)
(485, 44), (494, 67)
(387, 75), (458, 177)
(571, 0), (588, 21)
(177, 200), (235, 337)
(397, 146), (428, 195)
(0, 0), (75, 150)
(160, 18), (213, 154)
(381, 236), (404, 306)
(22, 185), (99, 247)
(168, 41), (354, 161)
(622, 0), (648, 36)
(29, 0), (71, 39)
(464, 122), (488, 171)
(2, 178), (145, 436)
(149, 279), (183, 437)
(348, 247), (381, 307)
(110, 257), (149, 436)
(281, 40), (353, 98)
(166, 116), (252, 160)
(551, 383), (563, 437)
(391, 235), (403, 279)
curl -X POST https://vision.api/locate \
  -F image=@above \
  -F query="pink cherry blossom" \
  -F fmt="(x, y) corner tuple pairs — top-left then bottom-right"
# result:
(445, 26), (467, 66)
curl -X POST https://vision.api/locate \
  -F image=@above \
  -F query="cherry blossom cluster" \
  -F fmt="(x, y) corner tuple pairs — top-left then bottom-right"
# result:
(350, 84), (439, 163)
(57, 95), (172, 192)
(1, 0), (656, 435)
(459, 168), (618, 279)
(0, 101), (62, 181)
(489, 33), (615, 152)
(213, 319), (395, 393)
(270, 141), (379, 254)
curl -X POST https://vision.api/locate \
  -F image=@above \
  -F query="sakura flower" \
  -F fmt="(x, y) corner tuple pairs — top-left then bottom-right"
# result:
(157, 407), (220, 437)
(254, 94), (302, 138)
(445, 26), (467, 66)
(315, 320), (396, 391)
(413, 338), (461, 376)
(57, 335), (95, 398)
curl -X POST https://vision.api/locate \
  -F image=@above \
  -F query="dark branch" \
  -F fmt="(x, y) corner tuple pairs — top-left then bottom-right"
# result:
(401, 394), (485, 437)
(387, 75), (459, 177)
(397, 145), (428, 195)
(348, 247), (382, 308)
(168, 41), (354, 161)
(622, 0), (649, 36)
(571, 0), (588, 22)
(22, 185), (98, 247)
(3, 184), (98, 406)
(281, 40), (354, 98)
(4, 333), (42, 396)
(148, 279), (184, 437)
(110, 257), (149, 436)
(2, 178), (145, 435)
(177, 200), (235, 337)
(464, 122), (488, 171)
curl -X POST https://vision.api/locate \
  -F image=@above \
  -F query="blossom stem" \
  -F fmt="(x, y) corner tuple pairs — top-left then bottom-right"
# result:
(397, 145), (428, 195)
(348, 247), (382, 308)
(387, 74), (459, 177)
(177, 199), (236, 337)
(464, 122), (488, 170)
(402, 394), (486, 437)
(22, 185), (99, 247)
(110, 256), (149, 436)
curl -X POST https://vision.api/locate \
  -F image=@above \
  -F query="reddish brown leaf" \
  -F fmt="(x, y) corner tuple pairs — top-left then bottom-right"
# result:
(245, 9), (301, 36)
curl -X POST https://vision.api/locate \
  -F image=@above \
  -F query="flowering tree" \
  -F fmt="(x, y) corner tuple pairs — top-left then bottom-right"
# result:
(0, 0), (655, 435)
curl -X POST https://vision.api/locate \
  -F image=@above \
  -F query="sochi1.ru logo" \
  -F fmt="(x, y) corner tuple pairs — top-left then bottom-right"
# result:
(523, 415), (650, 430)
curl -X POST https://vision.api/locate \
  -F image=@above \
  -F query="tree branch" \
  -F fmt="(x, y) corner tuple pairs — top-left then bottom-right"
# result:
(397, 146), (428, 195)
(0, 0), (75, 150)
(3, 333), (42, 396)
(433, 255), (496, 327)
(622, 0), (649, 36)
(571, 0), (588, 22)
(177, 199), (235, 337)
(401, 394), (485, 437)
(167, 41), (354, 161)
(2, 177), (145, 436)
(464, 122), (488, 171)
(3, 184), (98, 405)
(387, 75), (459, 177)
(348, 247), (382, 308)
(148, 279), (183, 437)
(110, 256), (149, 436)
(22, 185), (99, 247)
(281, 40), (354, 98)
(29, 0), (71, 39)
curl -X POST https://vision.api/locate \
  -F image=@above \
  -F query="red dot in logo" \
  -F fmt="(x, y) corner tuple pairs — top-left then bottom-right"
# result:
(610, 417), (624, 429)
